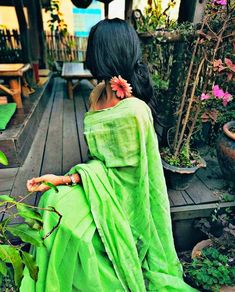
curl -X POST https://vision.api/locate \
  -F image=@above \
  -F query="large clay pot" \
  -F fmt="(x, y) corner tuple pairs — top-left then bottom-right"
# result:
(217, 121), (235, 190)
(162, 157), (206, 190)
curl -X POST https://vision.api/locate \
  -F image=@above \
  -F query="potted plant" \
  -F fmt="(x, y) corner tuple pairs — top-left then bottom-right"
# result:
(194, 0), (234, 188)
(160, 0), (234, 190)
(134, 1), (196, 145)
(182, 201), (235, 291)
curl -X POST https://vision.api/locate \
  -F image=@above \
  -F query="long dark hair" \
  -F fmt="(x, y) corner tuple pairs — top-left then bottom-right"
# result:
(85, 18), (153, 103)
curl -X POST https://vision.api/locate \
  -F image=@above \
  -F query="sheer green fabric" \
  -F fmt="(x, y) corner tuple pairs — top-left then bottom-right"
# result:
(20, 98), (197, 291)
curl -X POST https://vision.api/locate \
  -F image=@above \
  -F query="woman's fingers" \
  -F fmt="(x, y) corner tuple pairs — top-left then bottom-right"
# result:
(26, 174), (57, 192)
(37, 184), (50, 192)
(34, 176), (47, 183)
(27, 183), (50, 192)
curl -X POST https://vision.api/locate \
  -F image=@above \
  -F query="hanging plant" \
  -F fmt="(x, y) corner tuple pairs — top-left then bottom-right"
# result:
(70, 0), (92, 8)
(45, 0), (68, 36)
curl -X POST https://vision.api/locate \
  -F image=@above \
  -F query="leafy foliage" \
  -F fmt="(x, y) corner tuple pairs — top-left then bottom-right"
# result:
(170, 0), (235, 162)
(0, 151), (8, 166)
(45, 0), (67, 35)
(160, 146), (201, 167)
(183, 198), (235, 291)
(45, 0), (75, 62)
(187, 247), (235, 291)
(21, 251), (39, 282)
(0, 245), (23, 288)
(7, 224), (43, 247)
(0, 154), (62, 289)
(134, 0), (178, 32)
(139, 0), (234, 165)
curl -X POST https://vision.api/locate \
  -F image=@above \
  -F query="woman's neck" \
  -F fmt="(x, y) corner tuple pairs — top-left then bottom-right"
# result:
(95, 82), (120, 110)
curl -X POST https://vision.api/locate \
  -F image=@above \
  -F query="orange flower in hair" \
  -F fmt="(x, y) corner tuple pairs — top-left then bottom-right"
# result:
(110, 75), (132, 99)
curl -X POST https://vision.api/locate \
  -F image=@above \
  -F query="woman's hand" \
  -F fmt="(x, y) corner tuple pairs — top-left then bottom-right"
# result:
(27, 174), (62, 192)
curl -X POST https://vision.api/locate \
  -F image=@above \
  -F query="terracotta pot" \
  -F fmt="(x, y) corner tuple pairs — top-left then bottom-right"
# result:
(162, 157), (206, 190)
(192, 239), (235, 292)
(216, 121), (235, 190)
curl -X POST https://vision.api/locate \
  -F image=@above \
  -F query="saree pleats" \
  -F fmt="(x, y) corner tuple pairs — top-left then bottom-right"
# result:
(20, 98), (197, 292)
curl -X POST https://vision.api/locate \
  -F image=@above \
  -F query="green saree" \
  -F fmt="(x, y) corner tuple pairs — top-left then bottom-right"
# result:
(20, 97), (197, 292)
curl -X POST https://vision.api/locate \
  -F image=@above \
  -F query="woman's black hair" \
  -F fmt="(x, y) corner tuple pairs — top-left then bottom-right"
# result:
(85, 18), (153, 103)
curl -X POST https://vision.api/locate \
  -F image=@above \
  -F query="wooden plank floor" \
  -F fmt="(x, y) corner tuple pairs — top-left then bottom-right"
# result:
(0, 78), (233, 221)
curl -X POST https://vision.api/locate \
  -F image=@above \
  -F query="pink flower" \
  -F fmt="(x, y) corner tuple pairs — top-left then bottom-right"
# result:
(213, 59), (226, 72)
(225, 58), (235, 72)
(222, 92), (233, 106)
(110, 75), (132, 99)
(212, 85), (225, 99)
(200, 93), (210, 100)
(213, 59), (222, 68)
(213, 0), (227, 5)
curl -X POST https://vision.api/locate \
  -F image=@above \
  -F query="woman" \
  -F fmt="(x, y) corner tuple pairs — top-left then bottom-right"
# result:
(21, 19), (197, 292)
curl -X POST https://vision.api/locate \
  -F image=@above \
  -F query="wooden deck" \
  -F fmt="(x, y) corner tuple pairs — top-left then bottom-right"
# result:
(0, 77), (234, 250)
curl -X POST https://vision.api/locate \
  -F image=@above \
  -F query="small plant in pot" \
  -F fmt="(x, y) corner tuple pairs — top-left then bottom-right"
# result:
(182, 201), (235, 291)
(159, 44), (208, 190)
(161, 0), (234, 190)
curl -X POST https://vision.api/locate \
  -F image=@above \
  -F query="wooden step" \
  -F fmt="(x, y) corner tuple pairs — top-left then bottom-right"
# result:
(0, 74), (54, 168)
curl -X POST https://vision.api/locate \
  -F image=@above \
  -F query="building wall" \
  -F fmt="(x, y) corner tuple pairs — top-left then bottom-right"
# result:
(0, 7), (19, 30)
(0, 0), (180, 34)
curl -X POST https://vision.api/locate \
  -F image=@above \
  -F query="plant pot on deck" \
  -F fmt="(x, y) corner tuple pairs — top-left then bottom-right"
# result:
(191, 239), (235, 292)
(216, 121), (235, 190)
(162, 158), (206, 191)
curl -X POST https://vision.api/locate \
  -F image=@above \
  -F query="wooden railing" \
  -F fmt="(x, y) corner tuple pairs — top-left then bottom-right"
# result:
(0, 29), (88, 64)
(0, 29), (23, 63)
(46, 32), (88, 63)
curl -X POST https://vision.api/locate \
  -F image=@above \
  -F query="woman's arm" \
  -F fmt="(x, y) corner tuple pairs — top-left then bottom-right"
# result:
(27, 173), (81, 192)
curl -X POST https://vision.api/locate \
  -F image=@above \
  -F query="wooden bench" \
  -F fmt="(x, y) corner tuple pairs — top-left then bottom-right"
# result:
(61, 62), (95, 99)
(0, 63), (31, 108)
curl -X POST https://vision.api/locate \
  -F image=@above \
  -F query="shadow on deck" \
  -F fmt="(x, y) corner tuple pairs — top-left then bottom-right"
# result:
(0, 77), (234, 250)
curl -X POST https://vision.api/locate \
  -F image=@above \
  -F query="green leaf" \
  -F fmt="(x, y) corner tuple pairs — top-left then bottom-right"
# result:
(16, 205), (43, 230)
(0, 151), (8, 166)
(0, 194), (15, 203)
(17, 204), (43, 223)
(0, 245), (23, 287)
(23, 218), (42, 230)
(21, 251), (39, 281)
(7, 224), (43, 247)
(0, 194), (15, 207)
(0, 260), (7, 276)
(43, 182), (59, 193)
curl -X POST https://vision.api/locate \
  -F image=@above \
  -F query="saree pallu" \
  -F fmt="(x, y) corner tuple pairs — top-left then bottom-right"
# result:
(20, 97), (197, 292)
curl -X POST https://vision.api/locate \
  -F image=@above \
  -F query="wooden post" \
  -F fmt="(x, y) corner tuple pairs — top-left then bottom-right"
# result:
(125, 0), (133, 22)
(178, 0), (197, 23)
(27, 0), (40, 83)
(35, 0), (48, 68)
(104, 2), (109, 18)
(67, 80), (73, 99)
(14, 0), (31, 63)
(9, 78), (23, 108)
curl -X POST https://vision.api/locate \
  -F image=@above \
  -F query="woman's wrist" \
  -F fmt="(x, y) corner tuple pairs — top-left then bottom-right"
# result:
(60, 174), (81, 185)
